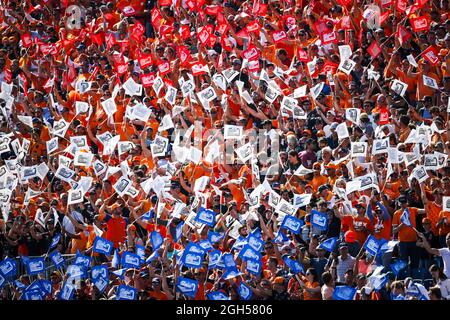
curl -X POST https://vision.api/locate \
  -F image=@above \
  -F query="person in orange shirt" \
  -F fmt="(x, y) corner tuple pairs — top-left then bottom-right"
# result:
(436, 210), (450, 248)
(421, 188), (444, 237)
(392, 195), (426, 269)
(310, 162), (328, 192)
(194, 267), (213, 300)
(98, 202), (128, 249)
(298, 268), (321, 300)
(350, 201), (372, 246)
(369, 204), (392, 242)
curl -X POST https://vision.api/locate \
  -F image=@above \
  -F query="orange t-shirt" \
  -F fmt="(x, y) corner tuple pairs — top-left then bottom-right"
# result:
(426, 202), (442, 236)
(437, 211), (450, 236)
(392, 207), (419, 242)
(350, 216), (372, 245)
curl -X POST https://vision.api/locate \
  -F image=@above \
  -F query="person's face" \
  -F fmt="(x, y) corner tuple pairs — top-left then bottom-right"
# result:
(339, 246), (348, 257)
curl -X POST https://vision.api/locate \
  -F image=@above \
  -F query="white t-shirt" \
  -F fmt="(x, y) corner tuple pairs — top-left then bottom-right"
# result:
(438, 248), (450, 278)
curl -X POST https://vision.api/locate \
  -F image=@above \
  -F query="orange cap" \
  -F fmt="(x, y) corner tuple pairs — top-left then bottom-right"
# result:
(274, 277), (285, 284)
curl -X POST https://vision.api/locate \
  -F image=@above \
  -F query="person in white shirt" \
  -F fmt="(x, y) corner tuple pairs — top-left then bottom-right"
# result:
(429, 264), (450, 300)
(418, 233), (450, 279)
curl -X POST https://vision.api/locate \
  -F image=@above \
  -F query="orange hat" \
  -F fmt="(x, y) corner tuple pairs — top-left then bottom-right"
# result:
(313, 162), (321, 169)
(302, 129), (312, 136)
(354, 166), (365, 175)
(325, 163), (337, 170)
(274, 277), (285, 284)
(316, 130), (325, 137)
(110, 203), (120, 211)
(304, 184), (313, 190)
(128, 224), (136, 231)
(344, 230), (356, 243)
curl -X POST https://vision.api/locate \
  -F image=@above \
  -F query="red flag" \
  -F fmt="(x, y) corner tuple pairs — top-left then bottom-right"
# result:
(246, 21), (261, 33)
(379, 11), (390, 25)
(177, 46), (192, 64)
(340, 16), (352, 30)
(252, 0), (260, 14)
(236, 29), (250, 41)
(367, 41), (382, 59)
(297, 48), (309, 62)
(151, 8), (163, 29)
(396, 25), (411, 44)
(3, 69), (12, 83)
(43, 77), (55, 92)
(205, 5), (222, 15)
(221, 37), (233, 52)
(197, 27), (210, 45)
(284, 15), (297, 29)
(337, 0), (352, 5)
(90, 32), (104, 46)
(257, 4), (267, 16)
(216, 23), (229, 36)
(158, 61), (171, 75)
(160, 25), (175, 36)
(421, 46), (439, 66)
(122, 6), (137, 16)
(159, 0), (172, 6)
(140, 73), (156, 87)
(138, 53), (153, 69)
(321, 31), (338, 45)
(216, 12), (226, 24)
(180, 25), (191, 40)
(272, 30), (287, 43)
(207, 34), (218, 48)
(396, 0), (408, 12)
(313, 20), (329, 35)
(248, 60), (260, 72)
(106, 34), (116, 49)
(242, 45), (260, 61)
(21, 33), (32, 48)
(410, 16), (430, 32)
(186, 0), (197, 11)
(19, 73), (28, 97)
(130, 21), (145, 41)
(116, 63), (128, 76)
(191, 62), (208, 76)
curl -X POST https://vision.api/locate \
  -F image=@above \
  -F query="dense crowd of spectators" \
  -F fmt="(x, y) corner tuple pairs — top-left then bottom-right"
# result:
(0, 0), (450, 300)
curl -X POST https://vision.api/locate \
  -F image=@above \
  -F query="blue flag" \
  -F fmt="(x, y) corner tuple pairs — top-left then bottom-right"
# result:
(207, 291), (230, 300)
(208, 250), (222, 269)
(0, 274), (6, 289)
(24, 257), (45, 276)
(311, 210), (328, 231)
(175, 222), (184, 242)
(181, 251), (204, 269)
(390, 260), (408, 276)
(247, 234), (264, 252)
(116, 285), (137, 300)
(283, 257), (305, 275)
(195, 207), (216, 227)
(176, 277), (198, 298)
(208, 230), (225, 243)
(136, 245), (146, 262)
(220, 253), (236, 270)
(222, 268), (243, 280)
(333, 286), (356, 300)
(141, 210), (154, 221)
(197, 240), (214, 252)
(273, 230), (289, 244)
(184, 242), (206, 255)
(146, 250), (159, 264)
(150, 231), (164, 250)
(238, 245), (262, 262)
(38, 280), (52, 296)
(121, 251), (141, 269)
(58, 282), (75, 300)
(246, 259), (262, 275)
(23, 289), (44, 300)
(238, 282), (253, 300)
(280, 215), (304, 234)
(370, 273), (388, 292)
(0, 257), (17, 277)
(364, 235), (381, 257)
(49, 233), (61, 250)
(66, 264), (87, 280)
(91, 265), (108, 280)
(111, 249), (120, 269)
(14, 280), (26, 291)
(92, 237), (113, 255)
(93, 276), (108, 293)
(400, 208), (412, 227)
(231, 236), (248, 251)
(49, 251), (65, 269)
(318, 237), (338, 253)
(112, 269), (126, 278)
(74, 252), (91, 269)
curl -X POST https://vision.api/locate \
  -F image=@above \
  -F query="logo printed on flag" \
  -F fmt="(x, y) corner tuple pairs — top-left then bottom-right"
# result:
(318, 237), (338, 253)
(311, 210), (328, 231)
(238, 282), (253, 300)
(116, 285), (137, 300)
(195, 207), (216, 227)
(333, 286), (357, 300)
(92, 237), (113, 255)
(280, 215), (304, 234)
(176, 277), (198, 297)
